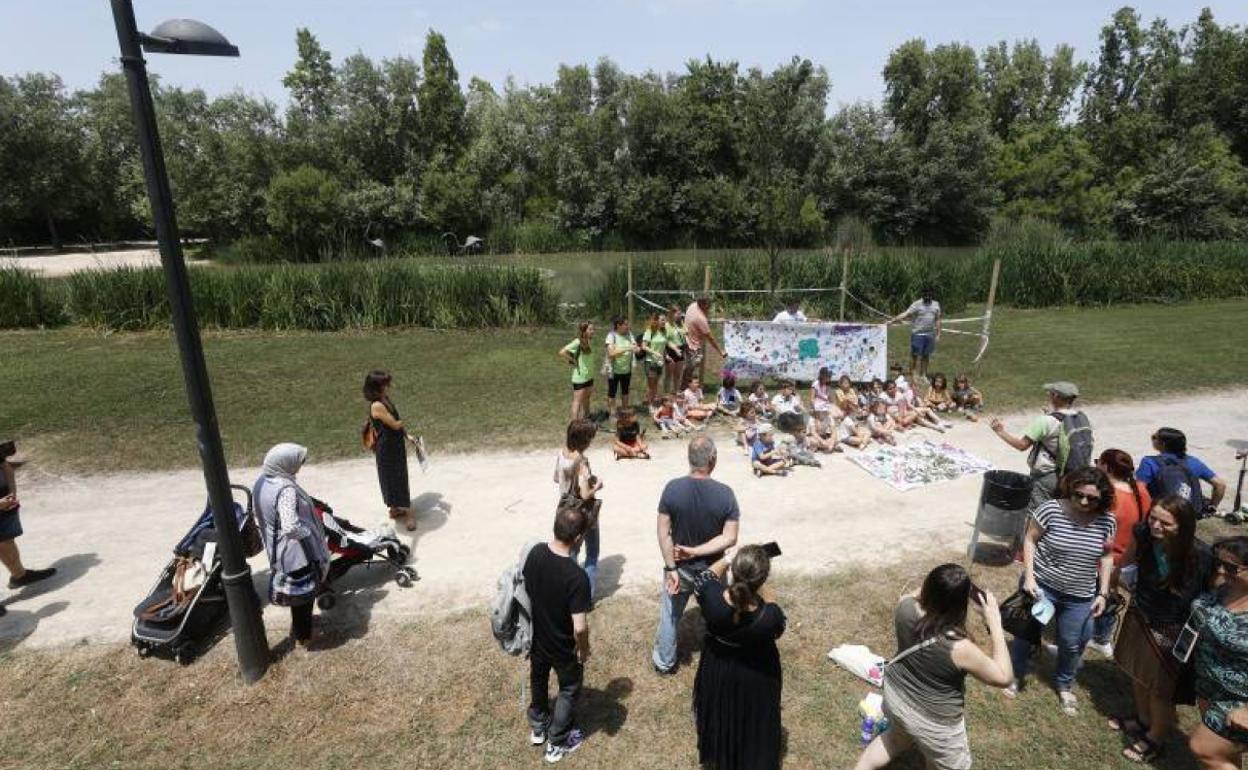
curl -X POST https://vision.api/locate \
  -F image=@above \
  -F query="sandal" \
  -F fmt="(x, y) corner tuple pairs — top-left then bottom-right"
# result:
(1107, 716), (1149, 738)
(1122, 736), (1164, 764)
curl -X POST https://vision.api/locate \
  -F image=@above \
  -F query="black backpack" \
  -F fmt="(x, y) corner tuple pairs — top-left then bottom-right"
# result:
(1030, 411), (1094, 474)
(1146, 455), (1205, 514)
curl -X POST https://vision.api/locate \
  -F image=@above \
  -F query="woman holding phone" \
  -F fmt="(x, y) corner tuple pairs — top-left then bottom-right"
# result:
(690, 544), (786, 770)
(1108, 495), (1211, 763)
(1006, 467), (1117, 716)
(1187, 536), (1248, 770)
(854, 563), (1013, 770)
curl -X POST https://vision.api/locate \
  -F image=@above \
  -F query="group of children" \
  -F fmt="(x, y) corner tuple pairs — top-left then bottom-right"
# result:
(608, 365), (986, 475)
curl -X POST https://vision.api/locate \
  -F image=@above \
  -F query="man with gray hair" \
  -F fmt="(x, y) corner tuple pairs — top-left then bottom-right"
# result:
(652, 435), (740, 674)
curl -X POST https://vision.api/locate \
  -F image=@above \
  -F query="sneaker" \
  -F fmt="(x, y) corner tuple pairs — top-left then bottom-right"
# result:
(544, 729), (585, 764)
(1058, 690), (1079, 716)
(8, 567), (55, 589)
(1002, 680), (1020, 699)
(653, 662), (676, 677)
(529, 730), (547, 747)
(1087, 639), (1114, 658)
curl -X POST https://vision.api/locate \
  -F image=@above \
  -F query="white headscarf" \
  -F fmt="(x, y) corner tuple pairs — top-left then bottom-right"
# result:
(262, 443), (307, 484)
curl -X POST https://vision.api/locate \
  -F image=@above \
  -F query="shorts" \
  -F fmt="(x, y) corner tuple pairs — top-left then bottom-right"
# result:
(608, 373), (632, 398)
(664, 348), (684, 363)
(911, 333), (936, 358)
(646, 361), (664, 376)
(572, 380), (594, 391)
(686, 346), (704, 368)
(0, 509), (23, 542)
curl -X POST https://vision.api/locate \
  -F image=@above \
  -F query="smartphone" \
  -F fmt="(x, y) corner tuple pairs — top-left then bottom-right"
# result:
(969, 582), (986, 606)
(762, 541), (782, 558)
(1172, 619), (1200, 663)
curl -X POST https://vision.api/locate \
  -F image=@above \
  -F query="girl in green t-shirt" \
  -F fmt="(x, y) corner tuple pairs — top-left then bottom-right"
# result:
(558, 321), (595, 420)
(640, 313), (669, 406)
(605, 316), (636, 412)
(664, 304), (688, 395)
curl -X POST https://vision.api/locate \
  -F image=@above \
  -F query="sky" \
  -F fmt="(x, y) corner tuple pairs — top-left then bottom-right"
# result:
(2, 1), (1244, 109)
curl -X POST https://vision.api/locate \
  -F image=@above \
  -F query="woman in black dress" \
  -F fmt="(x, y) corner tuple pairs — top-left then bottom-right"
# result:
(364, 370), (415, 530)
(692, 544), (786, 770)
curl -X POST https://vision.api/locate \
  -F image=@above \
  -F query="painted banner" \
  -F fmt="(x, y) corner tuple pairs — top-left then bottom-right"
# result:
(723, 320), (887, 383)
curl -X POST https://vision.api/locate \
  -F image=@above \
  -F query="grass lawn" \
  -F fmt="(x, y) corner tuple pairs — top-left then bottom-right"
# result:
(0, 535), (1236, 770)
(2, 299), (1247, 472)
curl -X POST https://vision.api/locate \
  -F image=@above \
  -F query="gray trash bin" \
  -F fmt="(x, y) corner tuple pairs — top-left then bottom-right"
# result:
(968, 470), (1034, 561)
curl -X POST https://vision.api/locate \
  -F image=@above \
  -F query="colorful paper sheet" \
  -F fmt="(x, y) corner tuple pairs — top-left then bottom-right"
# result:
(848, 440), (994, 491)
(723, 321), (887, 383)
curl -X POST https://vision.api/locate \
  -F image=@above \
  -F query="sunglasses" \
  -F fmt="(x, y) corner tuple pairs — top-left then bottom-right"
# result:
(1072, 491), (1102, 504)
(1215, 558), (1243, 577)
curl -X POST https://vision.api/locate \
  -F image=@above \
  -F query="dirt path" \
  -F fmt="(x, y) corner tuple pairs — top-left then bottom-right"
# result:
(3, 391), (1245, 650)
(2, 247), (167, 276)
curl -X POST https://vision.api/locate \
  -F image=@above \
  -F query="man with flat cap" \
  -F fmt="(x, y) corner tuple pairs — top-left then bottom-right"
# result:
(989, 381), (1093, 510)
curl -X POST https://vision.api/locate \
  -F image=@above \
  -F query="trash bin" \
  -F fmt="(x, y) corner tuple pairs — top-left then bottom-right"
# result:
(968, 470), (1034, 561)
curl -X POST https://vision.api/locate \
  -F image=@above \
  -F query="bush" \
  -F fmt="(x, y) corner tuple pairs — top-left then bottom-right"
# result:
(0, 266), (67, 328)
(59, 261), (559, 331)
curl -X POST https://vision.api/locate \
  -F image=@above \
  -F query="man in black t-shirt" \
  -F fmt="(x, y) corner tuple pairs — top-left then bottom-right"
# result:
(652, 436), (740, 674)
(523, 502), (592, 763)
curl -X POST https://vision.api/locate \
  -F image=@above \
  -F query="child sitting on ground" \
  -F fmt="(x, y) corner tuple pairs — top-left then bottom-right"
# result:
(924, 372), (955, 415)
(613, 409), (650, 460)
(885, 379), (947, 432)
(736, 402), (759, 455)
(951, 374), (983, 420)
(838, 407), (872, 450)
(652, 395), (692, 438)
(751, 424), (792, 477)
(681, 376), (716, 422)
(748, 380), (775, 420)
(716, 374), (742, 417)
(867, 399), (899, 445)
(862, 378), (885, 409)
(806, 411), (842, 453)
(833, 374), (859, 415)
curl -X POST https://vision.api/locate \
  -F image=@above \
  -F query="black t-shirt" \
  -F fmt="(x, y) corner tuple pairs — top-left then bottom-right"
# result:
(659, 476), (741, 571)
(524, 543), (592, 663)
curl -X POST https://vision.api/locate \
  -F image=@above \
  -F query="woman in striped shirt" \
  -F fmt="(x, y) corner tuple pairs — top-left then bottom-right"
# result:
(1006, 466), (1117, 716)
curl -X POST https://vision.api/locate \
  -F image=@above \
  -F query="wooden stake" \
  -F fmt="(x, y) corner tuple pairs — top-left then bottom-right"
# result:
(627, 255), (635, 330)
(838, 248), (850, 322)
(974, 258), (1001, 364)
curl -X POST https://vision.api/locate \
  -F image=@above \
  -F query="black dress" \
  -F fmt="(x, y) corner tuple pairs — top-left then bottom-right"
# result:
(371, 400), (410, 508)
(693, 573), (786, 770)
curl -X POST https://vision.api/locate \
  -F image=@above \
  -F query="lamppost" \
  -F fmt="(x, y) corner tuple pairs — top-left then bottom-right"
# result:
(108, 1), (269, 683)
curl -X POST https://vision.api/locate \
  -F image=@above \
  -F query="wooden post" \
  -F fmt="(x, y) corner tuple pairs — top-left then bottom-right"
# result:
(973, 258), (1001, 364)
(700, 264), (712, 382)
(626, 255), (635, 330)
(838, 248), (850, 322)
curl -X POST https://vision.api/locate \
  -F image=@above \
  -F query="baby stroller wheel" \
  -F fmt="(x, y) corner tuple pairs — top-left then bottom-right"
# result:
(398, 544), (412, 560)
(136, 645), (151, 659)
(174, 646), (193, 666)
(396, 567), (418, 587)
(316, 592), (337, 611)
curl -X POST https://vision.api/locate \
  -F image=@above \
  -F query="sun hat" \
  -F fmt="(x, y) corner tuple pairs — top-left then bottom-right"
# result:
(1043, 381), (1080, 398)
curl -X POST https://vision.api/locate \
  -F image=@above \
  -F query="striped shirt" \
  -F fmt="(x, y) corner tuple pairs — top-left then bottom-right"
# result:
(1032, 500), (1115, 599)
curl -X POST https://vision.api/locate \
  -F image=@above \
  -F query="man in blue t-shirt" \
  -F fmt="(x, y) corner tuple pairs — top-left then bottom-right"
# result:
(1137, 427), (1226, 514)
(652, 436), (740, 674)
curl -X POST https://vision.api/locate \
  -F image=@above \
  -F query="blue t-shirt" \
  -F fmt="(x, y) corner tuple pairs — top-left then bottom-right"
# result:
(1137, 453), (1216, 486)
(658, 476), (741, 571)
(751, 438), (777, 465)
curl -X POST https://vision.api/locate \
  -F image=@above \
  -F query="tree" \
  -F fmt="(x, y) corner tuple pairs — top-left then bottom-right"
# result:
(265, 165), (343, 259)
(283, 28), (335, 122)
(981, 40), (1084, 141)
(417, 30), (467, 162)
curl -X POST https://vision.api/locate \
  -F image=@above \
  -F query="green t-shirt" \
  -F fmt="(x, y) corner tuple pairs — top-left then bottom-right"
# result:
(666, 322), (687, 347)
(642, 328), (667, 366)
(606, 331), (634, 375)
(562, 339), (594, 384)
(1023, 412), (1071, 474)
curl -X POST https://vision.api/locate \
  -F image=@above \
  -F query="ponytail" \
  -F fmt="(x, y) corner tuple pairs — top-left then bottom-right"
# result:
(1099, 448), (1145, 523)
(726, 544), (771, 623)
(728, 581), (759, 624)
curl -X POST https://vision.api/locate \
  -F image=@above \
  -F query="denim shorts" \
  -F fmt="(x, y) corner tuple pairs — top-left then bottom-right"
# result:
(911, 333), (936, 357)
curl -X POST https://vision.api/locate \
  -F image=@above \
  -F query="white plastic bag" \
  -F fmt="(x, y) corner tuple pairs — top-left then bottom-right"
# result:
(827, 643), (886, 687)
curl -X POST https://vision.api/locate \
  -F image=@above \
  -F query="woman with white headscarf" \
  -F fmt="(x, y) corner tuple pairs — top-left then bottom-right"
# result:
(253, 443), (329, 647)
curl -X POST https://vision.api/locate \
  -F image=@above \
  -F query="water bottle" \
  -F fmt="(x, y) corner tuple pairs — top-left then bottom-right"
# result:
(860, 714), (877, 747)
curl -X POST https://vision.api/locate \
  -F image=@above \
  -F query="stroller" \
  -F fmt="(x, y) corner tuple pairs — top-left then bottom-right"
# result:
(131, 484), (262, 664)
(312, 498), (417, 610)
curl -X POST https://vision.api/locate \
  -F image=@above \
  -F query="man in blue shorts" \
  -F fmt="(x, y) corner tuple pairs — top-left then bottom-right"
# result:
(888, 287), (942, 380)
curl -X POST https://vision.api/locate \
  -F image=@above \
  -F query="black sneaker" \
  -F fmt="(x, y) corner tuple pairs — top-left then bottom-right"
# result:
(0, 604), (6, 617)
(8, 567), (56, 589)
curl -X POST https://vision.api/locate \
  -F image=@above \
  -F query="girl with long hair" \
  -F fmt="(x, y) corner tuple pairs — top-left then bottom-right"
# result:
(855, 563), (1013, 770)
(1089, 448), (1153, 655)
(639, 313), (668, 406)
(558, 321), (596, 421)
(1108, 495), (1212, 762)
(364, 370), (417, 529)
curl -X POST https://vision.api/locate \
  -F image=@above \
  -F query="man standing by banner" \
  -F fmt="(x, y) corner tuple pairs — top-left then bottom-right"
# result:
(888, 287), (942, 380)
(684, 295), (722, 384)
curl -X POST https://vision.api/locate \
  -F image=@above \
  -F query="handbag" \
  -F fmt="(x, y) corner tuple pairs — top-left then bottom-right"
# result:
(361, 419), (378, 452)
(1000, 589), (1043, 644)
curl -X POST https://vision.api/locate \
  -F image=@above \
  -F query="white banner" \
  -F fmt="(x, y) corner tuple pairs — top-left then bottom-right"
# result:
(723, 320), (887, 382)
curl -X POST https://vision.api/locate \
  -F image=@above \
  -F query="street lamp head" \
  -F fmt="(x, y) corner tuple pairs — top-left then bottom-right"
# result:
(141, 18), (239, 57)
